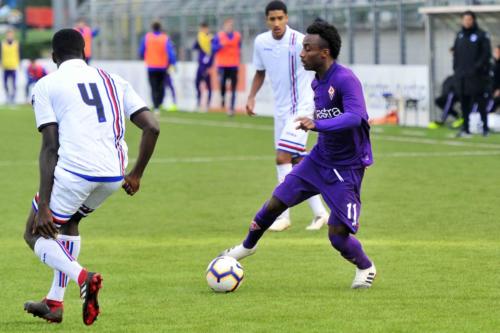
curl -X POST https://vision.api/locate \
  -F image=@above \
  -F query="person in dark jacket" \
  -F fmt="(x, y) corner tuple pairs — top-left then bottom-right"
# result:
(489, 45), (500, 113)
(453, 10), (491, 137)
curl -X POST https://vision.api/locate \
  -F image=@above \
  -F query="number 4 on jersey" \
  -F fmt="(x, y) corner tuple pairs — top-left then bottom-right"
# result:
(78, 83), (106, 123)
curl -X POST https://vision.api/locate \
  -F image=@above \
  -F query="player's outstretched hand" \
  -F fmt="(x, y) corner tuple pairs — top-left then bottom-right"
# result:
(246, 97), (256, 116)
(33, 207), (58, 239)
(295, 117), (316, 132)
(122, 174), (141, 196)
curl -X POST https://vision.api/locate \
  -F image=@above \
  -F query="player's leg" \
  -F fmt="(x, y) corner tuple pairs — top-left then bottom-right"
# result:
(23, 168), (90, 323)
(195, 67), (203, 107)
(475, 93), (489, 136)
(221, 164), (319, 260)
(219, 68), (226, 109)
(228, 67), (238, 116)
(458, 94), (472, 136)
(270, 117), (292, 230)
(205, 71), (212, 110)
(158, 71), (166, 111)
(321, 168), (376, 288)
(23, 168), (108, 325)
(10, 70), (16, 103)
(165, 73), (177, 105)
(24, 214), (83, 323)
(3, 70), (10, 103)
(147, 71), (160, 112)
(23, 208), (91, 321)
(268, 150), (293, 231)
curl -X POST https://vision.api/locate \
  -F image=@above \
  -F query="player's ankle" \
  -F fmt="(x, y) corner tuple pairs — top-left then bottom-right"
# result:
(78, 269), (88, 286)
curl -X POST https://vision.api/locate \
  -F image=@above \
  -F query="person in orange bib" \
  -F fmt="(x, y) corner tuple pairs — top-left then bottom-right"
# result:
(139, 21), (177, 115)
(212, 18), (241, 116)
(74, 18), (99, 64)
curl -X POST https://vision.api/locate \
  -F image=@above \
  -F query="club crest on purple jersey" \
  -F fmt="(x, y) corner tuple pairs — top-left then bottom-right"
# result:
(328, 86), (335, 100)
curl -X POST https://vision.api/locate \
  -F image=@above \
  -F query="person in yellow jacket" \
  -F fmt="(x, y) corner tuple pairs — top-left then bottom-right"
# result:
(1, 29), (20, 104)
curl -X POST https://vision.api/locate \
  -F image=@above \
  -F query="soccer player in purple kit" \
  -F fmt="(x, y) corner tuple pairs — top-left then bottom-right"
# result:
(221, 19), (376, 289)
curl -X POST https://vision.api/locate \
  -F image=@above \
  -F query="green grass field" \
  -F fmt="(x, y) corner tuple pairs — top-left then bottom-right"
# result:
(1, 106), (499, 333)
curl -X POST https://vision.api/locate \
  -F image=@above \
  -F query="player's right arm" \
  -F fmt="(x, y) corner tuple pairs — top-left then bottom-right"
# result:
(122, 110), (160, 195)
(32, 79), (59, 238)
(35, 124), (59, 238)
(247, 36), (266, 116)
(246, 70), (265, 116)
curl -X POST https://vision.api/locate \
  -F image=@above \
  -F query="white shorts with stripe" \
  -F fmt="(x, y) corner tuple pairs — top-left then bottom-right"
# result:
(275, 116), (309, 158)
(32, 166), (122, 224)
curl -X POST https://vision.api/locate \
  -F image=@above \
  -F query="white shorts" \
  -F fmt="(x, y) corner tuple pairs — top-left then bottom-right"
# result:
(275, 116), (309, 157)
(32, 166), (122, 224)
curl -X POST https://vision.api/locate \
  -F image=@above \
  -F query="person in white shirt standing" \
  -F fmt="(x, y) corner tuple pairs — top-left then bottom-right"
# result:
(246, 0), (328, 231)
(23, 29), (159, 325)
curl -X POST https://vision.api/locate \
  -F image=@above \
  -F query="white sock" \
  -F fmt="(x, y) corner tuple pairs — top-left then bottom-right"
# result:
(307, 195), (328, 217)
(276, 163), (292, 220)
(46, 235), (81, 302)
(34, 237), (83, 284)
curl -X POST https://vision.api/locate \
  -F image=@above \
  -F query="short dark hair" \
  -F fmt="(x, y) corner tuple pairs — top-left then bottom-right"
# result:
(200, 21), (209, 28)
(265, 1), (287, 16)
(462, 10), (476, 21)
(152, 21), (161, 32)
(496, 44), (500, 49)
(52, 29), (84, 59)
(306, 19), (341, 59)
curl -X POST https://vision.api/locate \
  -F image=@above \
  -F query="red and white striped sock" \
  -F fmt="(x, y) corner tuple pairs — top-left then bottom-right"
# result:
(46, 235), (81, 302)
(34, 237), (83, 284)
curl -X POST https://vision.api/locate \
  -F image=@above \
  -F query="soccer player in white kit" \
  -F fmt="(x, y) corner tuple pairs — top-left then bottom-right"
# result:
(23, 29), (160, 325)
(246, 1), (328, 231)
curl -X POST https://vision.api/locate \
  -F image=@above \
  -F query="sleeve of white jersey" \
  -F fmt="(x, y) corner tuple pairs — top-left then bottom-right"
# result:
(122, 80), (148, 119)
(32, 79), (57, 131)
(252, 36), (265, 71)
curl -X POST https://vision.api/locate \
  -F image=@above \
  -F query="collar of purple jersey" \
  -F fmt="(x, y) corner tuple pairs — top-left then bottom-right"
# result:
(316, 61), (338, 83)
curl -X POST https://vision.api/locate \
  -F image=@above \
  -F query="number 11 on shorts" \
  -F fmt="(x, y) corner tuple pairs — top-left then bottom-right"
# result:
(347, 203), (357, 226)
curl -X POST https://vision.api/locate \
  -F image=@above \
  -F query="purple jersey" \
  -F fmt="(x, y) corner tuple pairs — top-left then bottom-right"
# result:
(309, 62), (373, 169)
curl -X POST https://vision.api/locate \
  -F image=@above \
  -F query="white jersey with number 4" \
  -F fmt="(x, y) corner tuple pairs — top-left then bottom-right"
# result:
(32, 59), (147, 179)
(253, 26), (314, 119)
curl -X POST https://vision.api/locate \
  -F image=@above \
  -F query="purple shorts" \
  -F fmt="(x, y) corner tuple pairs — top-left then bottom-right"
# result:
(273, 157), (365, 233)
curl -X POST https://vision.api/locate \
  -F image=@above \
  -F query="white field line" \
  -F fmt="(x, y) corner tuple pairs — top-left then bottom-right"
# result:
(2, 150), (499, 168)
(160, 117), (500, 150)
(158, 117), (273, 131)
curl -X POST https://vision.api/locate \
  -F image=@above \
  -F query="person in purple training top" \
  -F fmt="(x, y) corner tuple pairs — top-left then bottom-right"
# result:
(193, 22), (214, 111)
(221, 19), (376, 289)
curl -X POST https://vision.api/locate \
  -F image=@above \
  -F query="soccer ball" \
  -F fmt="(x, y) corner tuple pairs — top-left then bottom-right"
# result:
(206, 256), (244, 292)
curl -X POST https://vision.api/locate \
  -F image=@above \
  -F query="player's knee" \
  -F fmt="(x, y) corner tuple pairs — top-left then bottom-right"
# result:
(59, 219), (79, 236)
(23, 229), (37, 250)
(266, 196), (288, 216)
(276, 152), (292, 165)
(328, 225), (349, 249)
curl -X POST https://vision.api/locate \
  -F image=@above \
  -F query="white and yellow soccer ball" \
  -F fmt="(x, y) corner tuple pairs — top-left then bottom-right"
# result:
(206, 256), (244, 292)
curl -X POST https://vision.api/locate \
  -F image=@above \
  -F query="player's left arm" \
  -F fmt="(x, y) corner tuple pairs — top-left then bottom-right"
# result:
(138, 36), (146, 59)
(296, 76), (364, 132)
(122, 110), (160, 196)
